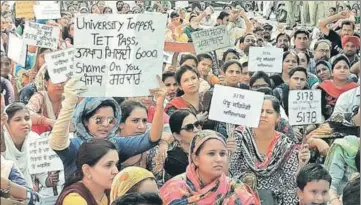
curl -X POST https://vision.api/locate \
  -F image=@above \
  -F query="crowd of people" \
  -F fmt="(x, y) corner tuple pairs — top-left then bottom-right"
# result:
(0, 1), (360, 205)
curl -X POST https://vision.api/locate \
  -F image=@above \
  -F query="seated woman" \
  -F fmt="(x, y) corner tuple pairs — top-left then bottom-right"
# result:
(317, 54), (358, 120)
(110, 166), (158, 203)
(270, 51), (299, 88)
(162, 71), (178, 107)
(196, 54), (219, 86)
(164, 109), (201, 179)
(315, 60), (332, 82)
(27, 67), (64, 134)
(160, 130), (260, 205)
(49, 77), (166, 179)
(111, 192), (163, 205)
(55, 140), (119, 205)
(229, 95), (310, 204)
(296, 51), (320, 89)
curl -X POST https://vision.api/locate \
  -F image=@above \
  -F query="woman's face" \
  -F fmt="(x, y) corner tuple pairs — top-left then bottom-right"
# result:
(85, 106), (116, 139)
(182, 59), (197, 69)
(332, 60), (350, 81)
(8, 109), (32, 139)
(86, 149), (119, 190)
(180, 70), (200, 94)
(121, 3), (130, 12)
(119, 107), (148, 136)
(164, 76), (178, 100)
(1, 2), (10, 12)
(251, 78), (270, 90)
(45, 79), (64, 96)
(137, 178), (159, 193)
(92, 5), (101, 13)
(258, 100), (279, 130)
(239, 66), (252, 85)
(197, 59), (212, 77)
(316, 64), (331, 82)
(225, 63), (241, 87)
(103, 8), (112, 14)
(224, 52), (239, 62)
(297, 52), (308, 69)
(283, 53), (298, 73)
(0, 57), (11, 78)
(289, 71), (307, 90)
(177, 114), (200, 145)
(193, 139), (228, 181)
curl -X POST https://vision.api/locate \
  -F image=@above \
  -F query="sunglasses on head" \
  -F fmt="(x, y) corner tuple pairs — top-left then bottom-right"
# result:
(181, 121), (201, 132)
(91, 116), (116, 125)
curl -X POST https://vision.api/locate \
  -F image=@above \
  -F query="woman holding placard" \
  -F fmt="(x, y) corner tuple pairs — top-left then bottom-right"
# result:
(229, 95), (310, 204)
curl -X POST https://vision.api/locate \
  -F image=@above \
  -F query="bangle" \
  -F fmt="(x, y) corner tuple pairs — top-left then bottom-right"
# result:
(1, 180), (11, 193)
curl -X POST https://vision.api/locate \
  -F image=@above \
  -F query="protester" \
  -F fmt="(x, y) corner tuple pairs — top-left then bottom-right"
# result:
(111, 192), (163, 205)
(270, 51), (299, 88)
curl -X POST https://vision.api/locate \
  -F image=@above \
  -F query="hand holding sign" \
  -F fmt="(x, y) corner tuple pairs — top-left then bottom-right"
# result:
(298, 144), (310, 167)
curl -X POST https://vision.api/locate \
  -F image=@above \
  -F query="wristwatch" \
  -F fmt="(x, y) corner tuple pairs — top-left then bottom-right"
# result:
(1, 180), (11, 193)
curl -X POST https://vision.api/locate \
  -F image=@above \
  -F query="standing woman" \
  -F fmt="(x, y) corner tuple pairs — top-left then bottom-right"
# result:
(317, 54), (358, 120)
(160, 130), (260, 205)
(55, 140), (119, 205)
(270, 51), (299, 88)
(229, 95), (310, 204)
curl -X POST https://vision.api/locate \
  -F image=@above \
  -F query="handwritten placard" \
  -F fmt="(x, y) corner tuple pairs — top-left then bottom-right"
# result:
(23, 22), (60, 49)
(74, 13), (167, 97)
(27, 137), (63, 175)
(8, 33), (27, 67)
(209, 85), (264, 128)
(33, 3), (61, 20)
(191, 25), (231, 54)
(248, 47), (283, 73)
(44, 48), (75, 84)
(288, 90), (322, 126)
(15, 1), (35, 19)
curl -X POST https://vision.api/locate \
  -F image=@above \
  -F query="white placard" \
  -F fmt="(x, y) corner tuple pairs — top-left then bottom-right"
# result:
(288, 90), (322, 126)
(191, 25), (232, 54)
(44, 48), (75, 84)
(248, 47), (283, 73)
(7, 33), (27, 67)
(175, 1), (189, 8)
(33, 3), (61, 20)
(209, 85), (265, 128)
(74, 13), (167, 97)
(23, 22), (60, 49)
(27, 137), (63, 175)
(163, 51), (174, 64)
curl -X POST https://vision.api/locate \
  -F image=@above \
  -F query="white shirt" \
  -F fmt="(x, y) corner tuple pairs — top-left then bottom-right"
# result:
(333, 86), (360, 114)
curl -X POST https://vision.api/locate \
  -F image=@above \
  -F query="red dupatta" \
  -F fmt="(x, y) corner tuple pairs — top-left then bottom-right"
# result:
(318, 80), (358, 99)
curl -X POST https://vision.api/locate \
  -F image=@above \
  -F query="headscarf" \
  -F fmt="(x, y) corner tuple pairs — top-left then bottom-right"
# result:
(315, 60), (332, 72)
(73, 97), (121, 146)
(342, 35), (360, 49)
(160, 130), (259, 205)
(110, 166), (155, 202)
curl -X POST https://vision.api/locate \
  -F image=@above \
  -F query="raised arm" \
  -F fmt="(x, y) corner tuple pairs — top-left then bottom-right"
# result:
(319, 11), (350, 36)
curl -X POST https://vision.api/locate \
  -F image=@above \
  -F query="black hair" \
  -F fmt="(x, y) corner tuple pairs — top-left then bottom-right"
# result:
(264, 95), (281, 114)
(222, 49), (240, 62)
(296, 163), (331, 190)
(283, 51), (300, 64)
(83, 100), (117, 122)
(221, 60), (242, 73)
(234, 33), (254, 46)
(162, 71), (176, 82)
(329, 7), (336, 12)
(179, 54), (198, 67)
(120, 100), (147, 123)
(196, 53), (213, 63)
(113, 97), (125, 106)
(111, 192), (163, 205)
(5, 102), (29, 122)
(345, 5), (351, 10)
(64, 139), (117, 188)
(313, 39), (332, 51)
(169, 109), (193, 134)
(191, 2), (202, 11)
(44, 68), (50, 81)
(342, 175), (360, 205)
(125, 178), (156, 195)
(293, 29), (310, 39)
(341, 20), (355, 30)
(331, 54), (351, 71)
(103, 6), (113, 13)
(223, 5), (232, 10)
(217, 11), (229, 20)
(249, 71), (272, 87)
(175, 65), (199, 96)
(288, 66), (308, 78)
(276, 33), (291, 43)
(170, 11), (179, 19)
(315, 60), (331, 70)
(297, 51), (311, 65)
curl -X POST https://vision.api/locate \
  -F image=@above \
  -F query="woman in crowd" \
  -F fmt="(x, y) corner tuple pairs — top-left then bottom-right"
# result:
(315, 60), (332, 82)
(162, 71), (178, 106)
(317, 54), (358, 120)
(160, 130), (260, 205)
(296, 51), (320, 89)
(119, 3), (131, 14)
(110, 166), (158, 203)
(197, 54), (219, 86)
(26, 67), (64, 134)
(229, 95), (310, 204)
(270, 51), (299, 88)
(55, 140), (119, 205)
(164, 109), (201, 179)
(222, 48), (240, 64)
(91, 4), (101, 14)
(103, 6), (113, 14)
(49, 77), (166, 179)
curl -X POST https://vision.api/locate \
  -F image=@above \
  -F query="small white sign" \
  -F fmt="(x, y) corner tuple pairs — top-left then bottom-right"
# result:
(288, 90), (322, 126)
(45, 48), (75, 84)
(7, 33), (27, 67)
(248, 47), (283, 73)
(27, 137), (63, 175)
(191, 25), (232, 54)
(175, 1), (189, 8)
(163, 51), (174, 64)
(33, 3), (61, 20)
(23, 21), (60, 49)
(209, 85), (264, 128)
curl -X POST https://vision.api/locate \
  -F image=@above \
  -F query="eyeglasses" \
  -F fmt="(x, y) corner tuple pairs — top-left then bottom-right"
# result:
(181, 121), (201, 132)
(91, 116), (116, 125)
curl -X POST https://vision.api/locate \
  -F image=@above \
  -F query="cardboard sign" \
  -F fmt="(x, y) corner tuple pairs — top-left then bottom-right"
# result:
(44, 48), (75, 84)
(23, 22), (60, 49)
(191, 25), (232, 54)
(27, 137), (63, 175)
(15, 1), (35, 19)
(248, 47), (283, 73)
(209, 85), (264, 128)
(33, 3), (61, 20)
(7, 33), (27, 67)
(288, 90), (322, 126)
(74, 13), (167, 97)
